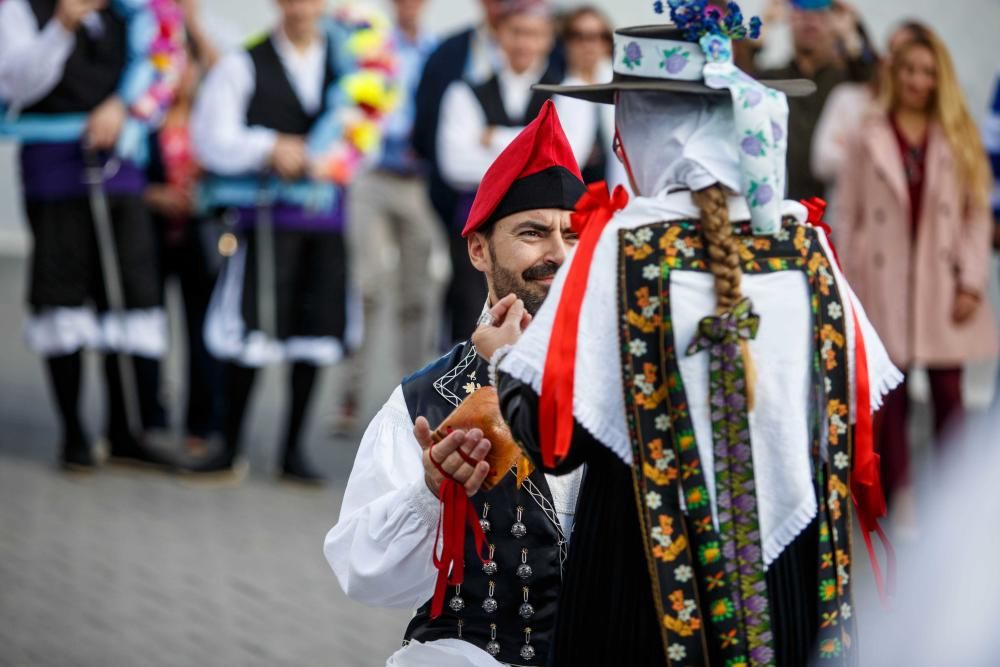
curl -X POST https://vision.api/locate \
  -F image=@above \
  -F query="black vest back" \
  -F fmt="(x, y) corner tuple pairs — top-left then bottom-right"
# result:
(245, 35), (337, 135)
(469, 63), (562, 127)
(401, 342), (566, 666)
(23, 0), (127, 114)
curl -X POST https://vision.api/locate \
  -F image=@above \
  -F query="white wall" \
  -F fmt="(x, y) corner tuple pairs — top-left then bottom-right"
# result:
(2, 0), (999, 249)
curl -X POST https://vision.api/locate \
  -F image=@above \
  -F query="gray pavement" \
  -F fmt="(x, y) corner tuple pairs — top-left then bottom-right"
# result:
(0, 254), (410, 667)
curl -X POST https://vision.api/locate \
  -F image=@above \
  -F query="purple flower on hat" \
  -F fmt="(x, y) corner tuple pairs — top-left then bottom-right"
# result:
(623, 41), (643, 70)
(740, 130), (768, 157)
(659, 46), (690, 74)
(748, 180), (774, 207)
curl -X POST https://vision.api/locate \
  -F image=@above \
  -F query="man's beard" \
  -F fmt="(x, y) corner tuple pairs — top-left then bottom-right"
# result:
(489, 258), (560, 316)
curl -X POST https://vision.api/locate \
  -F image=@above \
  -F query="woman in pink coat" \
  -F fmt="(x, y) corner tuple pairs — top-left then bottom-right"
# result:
(837, 23), (997, 510)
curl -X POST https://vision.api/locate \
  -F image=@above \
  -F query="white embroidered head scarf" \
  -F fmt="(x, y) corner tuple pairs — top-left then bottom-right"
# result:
(614, 89), (743, 199)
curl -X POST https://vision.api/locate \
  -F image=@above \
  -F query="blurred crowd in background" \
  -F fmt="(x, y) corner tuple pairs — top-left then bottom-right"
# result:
(1, 0), (998, 529)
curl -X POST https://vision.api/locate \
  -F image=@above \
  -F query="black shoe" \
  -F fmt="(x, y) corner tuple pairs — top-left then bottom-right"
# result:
(280, 455), (326, 486)
(177, 450), (248, 485)
(107, 438), (175, 471)
(60, 441), (97, 472)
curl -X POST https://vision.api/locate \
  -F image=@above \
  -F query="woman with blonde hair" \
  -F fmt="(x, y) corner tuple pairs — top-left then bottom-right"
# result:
(837, 22), (997, 514)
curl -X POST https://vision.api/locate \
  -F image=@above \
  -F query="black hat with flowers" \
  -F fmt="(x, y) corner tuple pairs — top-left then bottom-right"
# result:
(535, 1), (815, 103)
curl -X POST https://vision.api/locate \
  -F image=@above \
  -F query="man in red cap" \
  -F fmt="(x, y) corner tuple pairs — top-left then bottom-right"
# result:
(324, 100), (585, 666)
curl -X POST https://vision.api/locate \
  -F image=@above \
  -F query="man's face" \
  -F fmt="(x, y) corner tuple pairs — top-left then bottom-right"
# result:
(276, 0), (324, 38)
(497, 12), (554, 74)
(789, 8), (835, 60)
(392, 0), (426, 26)
(468, 208), (578, 315)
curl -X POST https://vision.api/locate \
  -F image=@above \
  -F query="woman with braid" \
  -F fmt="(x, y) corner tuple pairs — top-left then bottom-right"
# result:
(475, 4), (903, 665)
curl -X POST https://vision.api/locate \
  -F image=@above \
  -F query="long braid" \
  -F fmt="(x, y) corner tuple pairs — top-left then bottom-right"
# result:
(692, 185), (743, 312)
(692, 184), (757, 408)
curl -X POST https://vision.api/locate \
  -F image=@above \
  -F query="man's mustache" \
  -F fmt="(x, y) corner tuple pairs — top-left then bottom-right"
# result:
(522, 262), (559, 282)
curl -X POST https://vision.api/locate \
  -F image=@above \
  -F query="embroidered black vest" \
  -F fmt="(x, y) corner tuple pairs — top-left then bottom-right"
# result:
(23, 0), (127, 114)
(401, 341), (565, 666)
(469, 63), (562, 127)
(245, 36), (337, 136)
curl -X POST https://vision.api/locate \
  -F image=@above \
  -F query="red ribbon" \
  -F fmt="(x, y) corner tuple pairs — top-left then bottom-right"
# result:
(429, 443), (487, 619)
(539, 182), (629, 468)
(849, 300), (896, 608)
(801, 198), (895, 607)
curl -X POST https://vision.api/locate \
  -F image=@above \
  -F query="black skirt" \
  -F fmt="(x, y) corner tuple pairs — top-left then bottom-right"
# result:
(237, 227), (349, 341)
(25, 195), (161, 311)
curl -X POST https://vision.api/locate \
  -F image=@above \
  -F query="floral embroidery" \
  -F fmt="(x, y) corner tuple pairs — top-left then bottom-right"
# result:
(667, 643), (687, 661)
(740, 129), (768, 157)
(818, 638), (842, 659)
(629, 339), (649, 357)
(622, 41), (643, 69)
(819, 578), (838, 602)
(645, 490), (663, 510)
(747, 178), (774, 208)
(710, 597), (735, 622)
(698, 541), (722, 565)
(660, 46), (691, 74)
(655, 413), (673, 431)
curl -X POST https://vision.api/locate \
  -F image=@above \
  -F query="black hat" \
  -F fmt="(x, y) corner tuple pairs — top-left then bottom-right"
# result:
(534, 25), (815, 104)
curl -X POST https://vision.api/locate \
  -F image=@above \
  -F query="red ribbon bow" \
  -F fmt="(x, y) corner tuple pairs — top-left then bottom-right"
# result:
(429, 442), (487, 619)
(539, 182), (629, 468)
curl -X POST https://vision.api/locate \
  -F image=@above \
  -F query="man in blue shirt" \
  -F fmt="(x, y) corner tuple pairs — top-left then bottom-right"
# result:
(339, 0), (450, 428)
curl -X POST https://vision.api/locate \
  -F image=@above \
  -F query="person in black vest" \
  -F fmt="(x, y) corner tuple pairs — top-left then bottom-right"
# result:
(436, 0), (561, 349)
(187, 0), (358, 483)
(412, 0), (566, 348)
(0, 0), (182, 470)
(325, 101), (586, 666)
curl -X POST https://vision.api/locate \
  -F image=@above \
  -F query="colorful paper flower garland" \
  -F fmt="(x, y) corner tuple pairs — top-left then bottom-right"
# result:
(311, 3), (400, 186)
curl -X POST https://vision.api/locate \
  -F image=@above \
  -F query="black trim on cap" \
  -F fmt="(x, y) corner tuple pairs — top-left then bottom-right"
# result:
(484, 166), (586, 228)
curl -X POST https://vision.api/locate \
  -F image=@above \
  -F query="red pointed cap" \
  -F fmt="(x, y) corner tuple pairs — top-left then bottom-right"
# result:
(462, 100), (586, 237)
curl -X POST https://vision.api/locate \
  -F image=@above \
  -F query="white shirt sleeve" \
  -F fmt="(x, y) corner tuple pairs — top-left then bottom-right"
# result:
(437, 80), (522, 191)
(323, 386), (442, 609)
(190, 50), (278, 175)
(0, 0), (76, 108)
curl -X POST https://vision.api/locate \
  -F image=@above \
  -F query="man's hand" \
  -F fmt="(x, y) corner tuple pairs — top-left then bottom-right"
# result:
(145, 184), (194, 219)
(55, 0), (106, 31)
(830, 1), (863, 58)
(84, 96), (126, 151)
(414, 417), (491, 498)
(952, 288), (981, 324)
(270, 135), (308, 180)
(471, 293), (532, 362)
